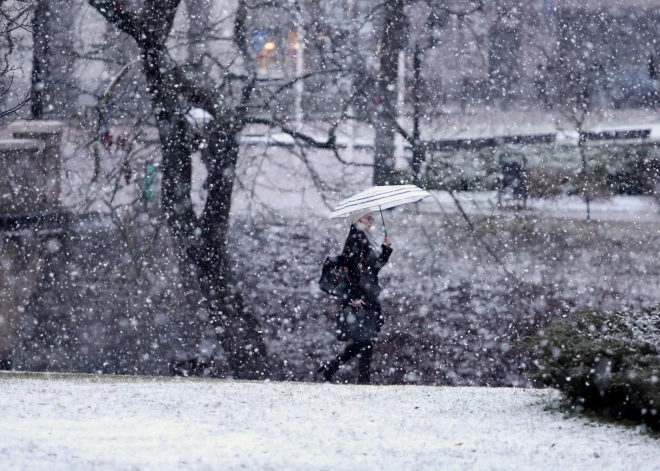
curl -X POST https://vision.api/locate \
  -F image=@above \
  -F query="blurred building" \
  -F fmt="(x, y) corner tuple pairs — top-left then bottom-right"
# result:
(4, 0), (660, 121)
(428, 0), (660, 113)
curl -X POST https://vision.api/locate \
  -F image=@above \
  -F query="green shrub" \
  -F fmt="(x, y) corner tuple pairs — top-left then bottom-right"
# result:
(526, 168), (567, 197)
(605, 149), (660, 196)
(524, 307), (660, 431)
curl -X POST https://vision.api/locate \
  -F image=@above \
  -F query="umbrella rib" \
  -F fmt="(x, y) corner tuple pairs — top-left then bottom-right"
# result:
(330, 195), (429, 216)
(333, 193), (429, 212)
(341, 187), (418, 201)
(329, 185), (431, 219)
(334, 188), (427, 210)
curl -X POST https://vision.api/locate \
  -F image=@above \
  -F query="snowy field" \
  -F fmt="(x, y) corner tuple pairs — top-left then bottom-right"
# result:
(1, 372), (658, 471)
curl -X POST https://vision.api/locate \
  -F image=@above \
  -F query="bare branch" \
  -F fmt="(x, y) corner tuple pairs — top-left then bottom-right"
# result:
(88, 0), (145, 39)
(261, 68), (345, 110)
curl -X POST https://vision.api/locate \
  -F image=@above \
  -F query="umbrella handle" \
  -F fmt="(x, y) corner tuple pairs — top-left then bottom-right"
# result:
(379, 205), (387, 238)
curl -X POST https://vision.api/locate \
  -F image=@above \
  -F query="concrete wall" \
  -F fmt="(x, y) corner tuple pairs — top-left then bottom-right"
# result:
(0, 120), (64, 368)
(0, 121), (64, 214)
(0, 139), (46, 213)
(0, 237), (47, 368)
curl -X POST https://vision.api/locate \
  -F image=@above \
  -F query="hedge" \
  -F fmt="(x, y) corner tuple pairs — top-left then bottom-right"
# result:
(524, 306), (660, 431)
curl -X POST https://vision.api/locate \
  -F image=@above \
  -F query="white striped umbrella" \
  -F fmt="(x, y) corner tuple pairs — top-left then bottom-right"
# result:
(329, 185), (431, 235)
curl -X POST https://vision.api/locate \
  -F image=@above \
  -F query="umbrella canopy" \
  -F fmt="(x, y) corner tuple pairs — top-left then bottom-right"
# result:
(329, 185), (431, 219)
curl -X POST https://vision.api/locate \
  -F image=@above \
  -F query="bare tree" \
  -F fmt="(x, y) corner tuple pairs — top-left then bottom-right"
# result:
(0, 0), (30, 123)
(371, 0), (483, 186)
(553, 9), (602, 221)
(390, 1), (483, 184)
(487, 0), (523, 110)
(30, 0), (78, 119)
(30, 0), (46, 118)
(185, 0), (211, 62)
(86, 0), (351, 379)
(372, 0), (407, 186)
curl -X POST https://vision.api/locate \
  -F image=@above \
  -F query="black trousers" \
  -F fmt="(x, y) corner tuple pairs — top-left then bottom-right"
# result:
(325, 340), (373, 384)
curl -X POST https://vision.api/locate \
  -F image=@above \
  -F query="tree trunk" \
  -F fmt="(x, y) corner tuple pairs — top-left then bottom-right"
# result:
(142, 47), (269, 379)
(410, 42), (424, 185)
(31, 0), (48, 119)
(195, 125), (269, 378)
(186, 0), (210, 63)
(373, 0), (406, 186)
(31, 0), (77, 119)
(578, 132), (590, 222)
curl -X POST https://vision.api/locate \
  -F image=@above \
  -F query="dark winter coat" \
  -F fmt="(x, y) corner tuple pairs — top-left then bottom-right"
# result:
(337, 225), (393, 314)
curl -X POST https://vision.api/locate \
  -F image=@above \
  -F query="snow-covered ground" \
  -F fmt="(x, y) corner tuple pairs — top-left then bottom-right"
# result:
(1, 373), (658, 471)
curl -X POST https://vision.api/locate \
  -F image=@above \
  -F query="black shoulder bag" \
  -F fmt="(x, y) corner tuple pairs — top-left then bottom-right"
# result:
(319, 256), (349, 297)
(319, 237), (364, 298)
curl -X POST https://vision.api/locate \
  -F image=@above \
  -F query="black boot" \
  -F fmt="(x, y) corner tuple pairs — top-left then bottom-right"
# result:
(0, 358), (12, 371)
(357, 343), (373, 384)
(317, 359), (339, 382)
(357, 366), (371, 385)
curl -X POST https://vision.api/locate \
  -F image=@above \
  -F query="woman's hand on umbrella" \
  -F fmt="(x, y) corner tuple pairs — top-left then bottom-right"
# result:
(383, 236), (392, 247)
(351, 299), (365, 308)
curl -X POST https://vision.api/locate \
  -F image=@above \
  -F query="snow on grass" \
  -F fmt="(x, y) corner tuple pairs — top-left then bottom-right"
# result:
(0, 372), (657, 471)
(418, 192), (660, 223)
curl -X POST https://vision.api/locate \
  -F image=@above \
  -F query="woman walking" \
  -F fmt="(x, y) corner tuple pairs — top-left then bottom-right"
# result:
(319, 209), (393, 384)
